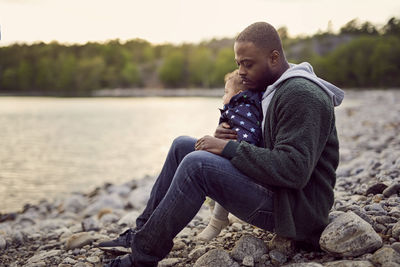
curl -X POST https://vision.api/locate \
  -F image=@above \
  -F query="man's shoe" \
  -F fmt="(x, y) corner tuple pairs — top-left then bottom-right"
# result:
(104, 254), (134, 267)
(98, 228), (136, 248)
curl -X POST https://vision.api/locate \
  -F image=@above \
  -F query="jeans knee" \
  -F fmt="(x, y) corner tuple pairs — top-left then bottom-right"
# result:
(171, 136), (196, 154)
(179, 151), (210, 173)
(172, 136), (191, 147)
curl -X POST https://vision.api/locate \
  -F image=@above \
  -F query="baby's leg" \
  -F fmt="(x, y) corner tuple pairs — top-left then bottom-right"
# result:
(213, 202), (229, 220)
(197, 202), (229, 242)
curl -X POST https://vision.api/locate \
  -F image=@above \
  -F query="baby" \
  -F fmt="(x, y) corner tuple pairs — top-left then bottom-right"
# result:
(197, 69), (264, 241)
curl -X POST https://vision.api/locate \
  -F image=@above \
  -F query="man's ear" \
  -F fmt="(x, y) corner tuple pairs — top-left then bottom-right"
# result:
(270, 50), (280, 65)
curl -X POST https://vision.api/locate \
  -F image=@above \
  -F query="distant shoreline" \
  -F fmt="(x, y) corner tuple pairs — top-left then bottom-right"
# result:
(1, 88), (400, 98)
(0, 88), (224, 98)
(92, 88), (224, 97)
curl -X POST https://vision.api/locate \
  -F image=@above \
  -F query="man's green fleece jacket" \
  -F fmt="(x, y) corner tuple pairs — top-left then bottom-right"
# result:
(222, 77), (339, 248)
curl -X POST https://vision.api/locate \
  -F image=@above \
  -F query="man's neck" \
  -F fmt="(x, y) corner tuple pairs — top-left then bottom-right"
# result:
(278, 61), (290, 77)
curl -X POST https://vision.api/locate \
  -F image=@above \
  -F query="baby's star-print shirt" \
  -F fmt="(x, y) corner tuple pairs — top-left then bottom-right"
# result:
(219, 90), (264, 147)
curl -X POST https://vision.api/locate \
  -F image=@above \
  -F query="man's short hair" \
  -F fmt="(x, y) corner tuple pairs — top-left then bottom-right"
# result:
(236, 22), (283, 54)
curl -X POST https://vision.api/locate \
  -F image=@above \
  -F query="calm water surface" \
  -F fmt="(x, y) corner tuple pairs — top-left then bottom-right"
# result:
(0, 97), (221, 213)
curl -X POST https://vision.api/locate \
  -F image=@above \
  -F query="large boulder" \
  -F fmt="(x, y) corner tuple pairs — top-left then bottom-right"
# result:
(319, 211), (382, 257)
(370, 246), (400, 266)
(230, 234), (267, 262)
(193, 249), (239, 267)
(324, 260), (374, 267)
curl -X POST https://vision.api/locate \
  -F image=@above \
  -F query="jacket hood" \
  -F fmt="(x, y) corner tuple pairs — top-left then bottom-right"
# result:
(263, 62), (344, 107)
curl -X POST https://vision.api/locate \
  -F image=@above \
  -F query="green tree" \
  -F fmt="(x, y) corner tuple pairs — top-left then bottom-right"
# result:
(55, 53), (77, 93)
(370, 36), (400, 87)
(158, 50), (185, 87)
(35, 57), (56, 92)
(383, 17), (400, 36)
(187, 47), (214, 87)
(75, 56), (106, 95)
(1, 68), (18, 91)
(121, 62), (141, 87)
(211, 48), (237, 86)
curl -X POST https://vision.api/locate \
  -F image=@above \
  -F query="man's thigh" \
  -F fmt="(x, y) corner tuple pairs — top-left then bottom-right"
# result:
(185, 150), (274, 231)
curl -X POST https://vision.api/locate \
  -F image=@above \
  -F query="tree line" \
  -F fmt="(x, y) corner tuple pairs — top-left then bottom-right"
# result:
(0, 17), (399, 96)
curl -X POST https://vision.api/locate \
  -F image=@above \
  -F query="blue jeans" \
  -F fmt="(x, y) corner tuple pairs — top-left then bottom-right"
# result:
(131, 136), (274, 266)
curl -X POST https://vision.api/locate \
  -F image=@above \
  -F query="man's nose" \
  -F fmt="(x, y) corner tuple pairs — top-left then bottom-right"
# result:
(238, 65), (247, 76)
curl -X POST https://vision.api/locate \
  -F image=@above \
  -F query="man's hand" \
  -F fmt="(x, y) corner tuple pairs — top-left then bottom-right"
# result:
(214, 122), (237, 140)
(195, 135), (229, 155)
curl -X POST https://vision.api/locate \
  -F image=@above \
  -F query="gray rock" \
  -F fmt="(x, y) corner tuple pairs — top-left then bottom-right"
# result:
(39, 218), (73, 232)
(194, 249), (239, 267)
(370, 246), (400, 266)
(392, 242), (400, 254)
(81, 217), (100, 232)
(65, 232), (94, 250)
(324, 260), (374, 267)
(63, 194), (88, 213)
(86, 256), (100, 264)
(383, 183), (400, 198)
(269, 249), (287, 265)
(366, 182), (388, 195)
(375, 215), (397, 224)
(11, 230), (25, 245)
(100, 213), (120, 225)
(282, 263), (323, 267)
(231, 222), (243, 231)
(127, 186), (152, 209)
(268, 234), (295, 255)
(391, 221), (400, 239)
(25, 261), (47, 267)
(230, 234), (267, 262)
(328, 211), (345, 223)
(27, 249), (61, 264)
(0, 235), (6, 250)
(106, 184), (133, 198)
(118, 211), (141, 227)
(189, 246), (207, 260)
(172, 240), (186, 251)
(319, 211), (383, 257)
(364, 203), (385, 213)
(83, 193), (125, 217)
(242, 255), (254, 267)
(62, 257), (78, 264)
(158, 258), (183, 267)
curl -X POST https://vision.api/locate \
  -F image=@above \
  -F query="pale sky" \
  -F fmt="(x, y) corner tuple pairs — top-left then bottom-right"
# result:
(0, 0), (399, 46)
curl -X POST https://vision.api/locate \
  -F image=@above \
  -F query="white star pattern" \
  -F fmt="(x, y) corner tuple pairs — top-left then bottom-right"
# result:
(247, 112), (252, 117)
(240, 121), (244, 125)
(226, 110), (229, 114)
(246, 104), (250, 107)
(231, 115), (235, 119)
(250, 128), (255, 133)
(235, 128), (240, 132)
(243, 133), (248, 138)
(235, 109), (239, 113)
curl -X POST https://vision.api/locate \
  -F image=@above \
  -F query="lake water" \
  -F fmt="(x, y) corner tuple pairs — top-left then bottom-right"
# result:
(0, 97), (222, 213)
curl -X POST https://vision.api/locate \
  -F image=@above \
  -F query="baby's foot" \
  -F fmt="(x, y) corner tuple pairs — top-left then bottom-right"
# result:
(197, 216), (229, 242)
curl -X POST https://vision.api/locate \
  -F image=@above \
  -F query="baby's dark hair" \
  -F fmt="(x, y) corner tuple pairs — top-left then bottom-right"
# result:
(224, 70), (246, 93)
(236, 22), (283, 54)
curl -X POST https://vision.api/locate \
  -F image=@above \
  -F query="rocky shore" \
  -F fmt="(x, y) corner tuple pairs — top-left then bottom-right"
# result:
(1, 90), (400, 267)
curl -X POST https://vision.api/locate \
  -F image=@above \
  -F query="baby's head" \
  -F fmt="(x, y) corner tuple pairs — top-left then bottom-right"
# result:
(223, 69), (247, 105)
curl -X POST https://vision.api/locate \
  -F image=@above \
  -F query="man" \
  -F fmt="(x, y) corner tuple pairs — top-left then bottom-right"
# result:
(102, 22), (344, 267)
